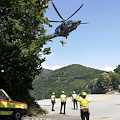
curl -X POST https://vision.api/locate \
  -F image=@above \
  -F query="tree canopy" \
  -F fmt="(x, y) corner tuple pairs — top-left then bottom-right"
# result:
(0, 0), (52, 105)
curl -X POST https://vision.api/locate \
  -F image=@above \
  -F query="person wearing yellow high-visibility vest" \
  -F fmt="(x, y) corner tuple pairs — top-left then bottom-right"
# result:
(76, 92), (90, 120)
(60, 91), (67, 114)
(51, 92), (56, 111)
(72, 91), (78, 110)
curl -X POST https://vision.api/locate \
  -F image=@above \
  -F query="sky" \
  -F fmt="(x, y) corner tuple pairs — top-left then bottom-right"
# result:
(42, 0), (120, 71)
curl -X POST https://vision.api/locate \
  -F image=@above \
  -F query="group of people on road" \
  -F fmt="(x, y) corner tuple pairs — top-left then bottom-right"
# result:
(51, 90), (90, 120)
(51, 91), (67, 114)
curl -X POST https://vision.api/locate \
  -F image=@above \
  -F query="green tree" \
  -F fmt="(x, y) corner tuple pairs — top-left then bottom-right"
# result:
(112, 65), (120, 90)
(114, 65), (120, 74)
(109, 72), (120, 90)
(0, 0), (52, 105)
(92, 72), (111, 93)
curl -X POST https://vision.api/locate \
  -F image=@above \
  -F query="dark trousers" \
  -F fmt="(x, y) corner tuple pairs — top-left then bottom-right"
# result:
(73, 99), (78, 109)
(81, 110), (89, 120)
(51, 100), (55, 111)
(60, 101), (66, 114)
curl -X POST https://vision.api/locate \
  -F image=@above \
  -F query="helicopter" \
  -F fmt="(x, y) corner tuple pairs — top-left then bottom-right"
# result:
(50, 2), (89, 39)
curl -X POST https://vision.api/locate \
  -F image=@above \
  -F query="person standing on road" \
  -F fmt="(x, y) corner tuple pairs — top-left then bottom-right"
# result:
(60, 91), (67, 114)
(76, 92), (90, 120)
(72, 91), (78, 110)
(51, 92), (56, 111)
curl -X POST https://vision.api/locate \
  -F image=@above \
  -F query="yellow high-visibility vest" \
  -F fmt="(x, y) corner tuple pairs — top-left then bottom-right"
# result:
(76, 97), (90, 109)
(72, 93), (77, 99)
(51, 95), (55, 101)
(60, 94), (67, 101)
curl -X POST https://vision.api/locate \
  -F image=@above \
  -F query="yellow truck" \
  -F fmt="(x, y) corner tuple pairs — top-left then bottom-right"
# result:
(0, 89), (28, 120)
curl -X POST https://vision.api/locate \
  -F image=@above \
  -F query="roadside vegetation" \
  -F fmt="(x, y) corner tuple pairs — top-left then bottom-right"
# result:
(0, 0), (52, 116)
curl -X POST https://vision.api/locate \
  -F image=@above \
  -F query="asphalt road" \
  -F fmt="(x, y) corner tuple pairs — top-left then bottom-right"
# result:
(36, 94), (120, 120)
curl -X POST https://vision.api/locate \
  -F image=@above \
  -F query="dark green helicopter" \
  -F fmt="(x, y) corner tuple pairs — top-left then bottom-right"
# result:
(50, 2), (89, 39)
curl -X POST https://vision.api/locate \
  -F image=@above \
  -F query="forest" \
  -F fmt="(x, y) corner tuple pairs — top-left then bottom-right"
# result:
(31, 64), (120, 99)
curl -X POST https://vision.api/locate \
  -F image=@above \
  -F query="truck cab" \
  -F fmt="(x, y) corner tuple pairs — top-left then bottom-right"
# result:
(0, 89), (28, 120)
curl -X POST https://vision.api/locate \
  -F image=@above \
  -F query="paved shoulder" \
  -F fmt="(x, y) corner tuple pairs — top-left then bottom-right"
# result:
(39, 114), (80, 120)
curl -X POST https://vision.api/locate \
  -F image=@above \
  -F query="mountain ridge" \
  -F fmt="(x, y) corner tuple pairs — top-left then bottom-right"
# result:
(31, 64), (105, 99)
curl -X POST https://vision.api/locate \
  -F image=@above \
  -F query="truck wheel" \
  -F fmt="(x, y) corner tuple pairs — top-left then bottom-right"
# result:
(12, 110), (22, 120)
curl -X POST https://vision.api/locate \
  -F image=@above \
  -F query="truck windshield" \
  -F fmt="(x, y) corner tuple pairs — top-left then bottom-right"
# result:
(0, 91), (8, 100)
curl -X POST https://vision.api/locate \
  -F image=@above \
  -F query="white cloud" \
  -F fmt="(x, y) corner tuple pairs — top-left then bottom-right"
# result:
(42, 63), (116, 72)
(42, 64), (62, 70)
(103, 65), (116, 72)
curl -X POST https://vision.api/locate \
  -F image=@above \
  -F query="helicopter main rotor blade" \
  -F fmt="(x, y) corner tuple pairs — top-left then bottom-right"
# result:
(51, 2), (64, 21)
(67, 4), (83, 20)
(49, 20), (63, 22)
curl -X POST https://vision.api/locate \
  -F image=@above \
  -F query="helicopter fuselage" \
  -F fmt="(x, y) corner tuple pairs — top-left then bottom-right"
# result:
(51, 20), (81, 39)
(50, 2), (88, 39)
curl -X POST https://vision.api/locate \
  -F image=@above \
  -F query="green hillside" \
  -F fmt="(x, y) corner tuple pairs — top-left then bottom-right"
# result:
(35, 69), (53, 79)
(31, 64), (105, 99)
(39, 69), (53, 76)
